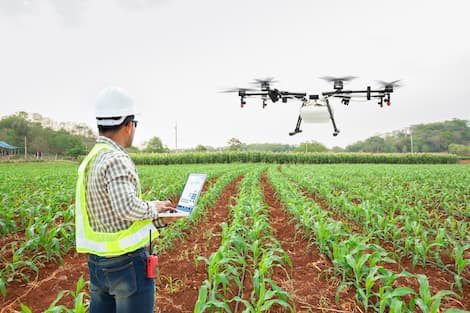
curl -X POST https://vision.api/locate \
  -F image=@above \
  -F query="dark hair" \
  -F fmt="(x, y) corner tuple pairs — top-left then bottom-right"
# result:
(98, 115), (135, 134)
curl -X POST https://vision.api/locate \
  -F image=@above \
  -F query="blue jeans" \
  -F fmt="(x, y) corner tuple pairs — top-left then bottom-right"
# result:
(88, 247), (155, 313)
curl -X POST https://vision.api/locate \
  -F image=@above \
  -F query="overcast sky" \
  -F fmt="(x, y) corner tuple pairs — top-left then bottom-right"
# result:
(1, 0), (469, 149)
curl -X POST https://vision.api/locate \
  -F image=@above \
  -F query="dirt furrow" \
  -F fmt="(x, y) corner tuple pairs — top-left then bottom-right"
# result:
(155, 176), (242, 312)
(260, 173), (361, 313)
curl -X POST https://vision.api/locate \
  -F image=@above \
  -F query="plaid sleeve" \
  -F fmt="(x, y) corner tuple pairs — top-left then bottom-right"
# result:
(104, 154), (159, 221)
(152, 216), (167, 228)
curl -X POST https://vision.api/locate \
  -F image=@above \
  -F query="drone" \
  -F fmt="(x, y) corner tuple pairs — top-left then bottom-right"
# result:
(222, 76), (401, 136)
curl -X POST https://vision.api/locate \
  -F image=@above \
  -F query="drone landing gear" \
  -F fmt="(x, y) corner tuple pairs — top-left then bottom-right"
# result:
(289, 115), (303, 136)
(325, 98), (340, 136)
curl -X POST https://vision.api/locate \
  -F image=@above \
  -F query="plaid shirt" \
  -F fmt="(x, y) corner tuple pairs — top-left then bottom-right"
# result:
(85, 136), (166, 233)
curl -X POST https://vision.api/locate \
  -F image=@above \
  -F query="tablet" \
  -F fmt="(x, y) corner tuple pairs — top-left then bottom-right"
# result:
(158, 173), (207, 217)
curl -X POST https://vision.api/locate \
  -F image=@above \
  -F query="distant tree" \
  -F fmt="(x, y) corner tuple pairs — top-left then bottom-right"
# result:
(449, 143), (470, 156)
(331, 146), (345, 152)
(143, 136), (168, 153)
(295, 141), (328, 153)
(64, 143), (87, 158)
(195, 144), (208, 152)
(127, 146), (140, 153)
(228, 138), (243, 151)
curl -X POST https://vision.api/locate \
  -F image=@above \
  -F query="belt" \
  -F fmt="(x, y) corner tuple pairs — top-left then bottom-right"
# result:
(88, 246), (148, 259)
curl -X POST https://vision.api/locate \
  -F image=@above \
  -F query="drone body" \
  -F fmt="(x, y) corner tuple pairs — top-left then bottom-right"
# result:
(222, 77), (401, 136)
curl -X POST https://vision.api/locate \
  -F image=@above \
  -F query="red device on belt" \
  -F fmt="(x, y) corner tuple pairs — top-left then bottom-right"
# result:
(146, 230), (158, 278)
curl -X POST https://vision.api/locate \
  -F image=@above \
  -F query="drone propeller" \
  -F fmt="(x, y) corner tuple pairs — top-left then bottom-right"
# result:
(251, 77), (277, 84)
(320, 76), (357, 90)
(219, 87), (257, 93)
(376, 80), (402, 89)
(250, 77), (278, 90)
(320, 76), (357, 82)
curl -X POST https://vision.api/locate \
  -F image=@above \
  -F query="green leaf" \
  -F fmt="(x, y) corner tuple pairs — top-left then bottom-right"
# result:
(48, 290), (69, 308)
(430, 290), (458, 313)
(415, 298), (430, 313)
(194, 282), (209, 313)
(0, 277), (6, 297)
(390, 287), (415, 298)
(417, 274), (431, 305)
(390, 298), (404, 313)
(260, 298), (292, 311)
(20, 304), (33, 313)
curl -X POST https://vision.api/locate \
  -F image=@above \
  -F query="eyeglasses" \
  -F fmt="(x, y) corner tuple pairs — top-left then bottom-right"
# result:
(132, 120), (138, 128)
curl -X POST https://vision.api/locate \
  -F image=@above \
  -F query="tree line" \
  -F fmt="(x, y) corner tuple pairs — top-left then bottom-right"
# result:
(345, 119), (470, 154)
(1, 112), (468, 158)
(0, 112), (95, 158)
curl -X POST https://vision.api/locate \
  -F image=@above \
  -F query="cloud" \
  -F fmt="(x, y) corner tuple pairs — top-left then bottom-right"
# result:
(0, 0), (39, 16)
(49, 0), (88, 26)
(114, 0), (167, 9)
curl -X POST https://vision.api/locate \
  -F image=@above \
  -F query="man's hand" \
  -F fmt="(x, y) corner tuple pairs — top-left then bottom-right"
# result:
(153, 200), (175, 213)
(152, 200), (184, 224)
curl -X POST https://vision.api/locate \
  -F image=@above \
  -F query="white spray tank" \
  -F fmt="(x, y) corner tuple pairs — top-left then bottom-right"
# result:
(299, 99), (331, 123)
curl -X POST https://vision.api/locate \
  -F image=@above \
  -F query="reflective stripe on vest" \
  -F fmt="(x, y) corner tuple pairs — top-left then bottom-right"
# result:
(75, 143), (158, 256)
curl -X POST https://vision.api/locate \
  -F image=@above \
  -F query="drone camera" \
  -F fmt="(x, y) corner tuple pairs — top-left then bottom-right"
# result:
(341, 97), (350, 105)
(282, 97), (287, 103)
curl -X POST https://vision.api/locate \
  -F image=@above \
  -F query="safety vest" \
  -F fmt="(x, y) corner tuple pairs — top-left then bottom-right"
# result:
(75, 143), (158, 256)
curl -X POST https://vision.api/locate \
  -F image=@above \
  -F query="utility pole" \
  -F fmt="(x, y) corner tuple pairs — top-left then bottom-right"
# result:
(175, 121), (178, 152)
(409, 128), (414, 153)
(24, 136), (27, 160)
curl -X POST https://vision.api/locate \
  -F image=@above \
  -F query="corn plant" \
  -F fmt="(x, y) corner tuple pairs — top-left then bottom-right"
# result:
(195, 168), (293, 312)
(451, 243), (470, 292)
(413, 274), (459, 313)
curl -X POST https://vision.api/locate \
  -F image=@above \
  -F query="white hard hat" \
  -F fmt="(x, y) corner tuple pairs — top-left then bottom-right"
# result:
(95, 86), (137, 126)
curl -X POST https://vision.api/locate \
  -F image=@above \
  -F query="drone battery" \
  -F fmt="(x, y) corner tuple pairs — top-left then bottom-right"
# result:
(146, 254), (158, 278)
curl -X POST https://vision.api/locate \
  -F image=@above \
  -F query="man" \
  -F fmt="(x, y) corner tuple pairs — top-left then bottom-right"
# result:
(75, 86), (182, 313)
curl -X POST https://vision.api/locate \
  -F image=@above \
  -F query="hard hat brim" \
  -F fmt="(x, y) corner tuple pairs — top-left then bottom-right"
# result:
(96, 116), (127, 126)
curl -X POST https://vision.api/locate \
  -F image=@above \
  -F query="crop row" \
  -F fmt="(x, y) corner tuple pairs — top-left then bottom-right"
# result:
(281, 164), (470, 291)
(195, 167), (293, 312)
(267, 166), (465, 313)
(127, 152), (459, 165)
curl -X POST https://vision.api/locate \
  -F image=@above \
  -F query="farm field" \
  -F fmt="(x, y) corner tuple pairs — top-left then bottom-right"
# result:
(0, 162), (469, 312)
